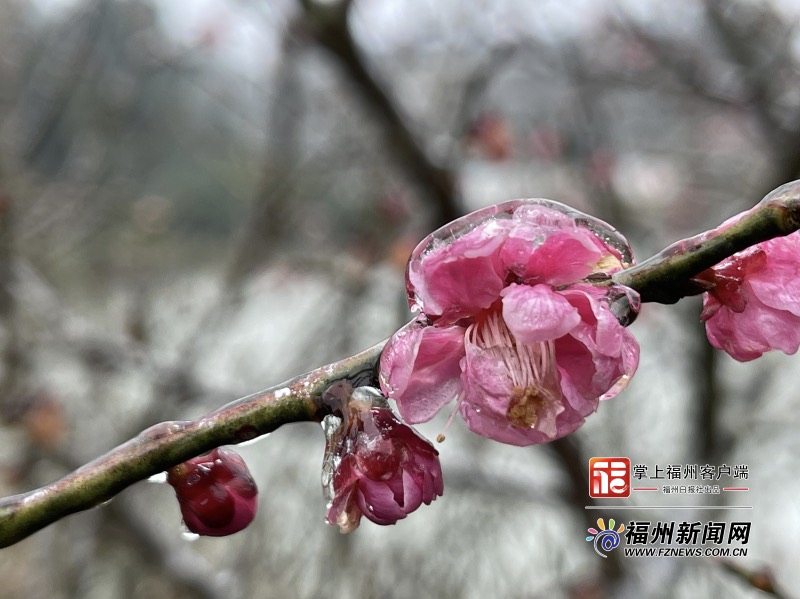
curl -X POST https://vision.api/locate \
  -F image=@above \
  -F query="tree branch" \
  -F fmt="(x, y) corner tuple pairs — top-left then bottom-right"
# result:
(3, 179), (800, 548)
(614, 179), (800, 303)
(0, 341), (383, 548)
(300, 0), (460, 226)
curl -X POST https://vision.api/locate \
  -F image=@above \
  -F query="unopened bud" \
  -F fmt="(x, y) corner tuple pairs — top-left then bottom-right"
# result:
(323, 393), (443, 533)
(167, 447), (258, 537)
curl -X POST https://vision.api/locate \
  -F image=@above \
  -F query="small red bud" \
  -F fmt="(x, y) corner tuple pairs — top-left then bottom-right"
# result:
(167, 447), (258, 537)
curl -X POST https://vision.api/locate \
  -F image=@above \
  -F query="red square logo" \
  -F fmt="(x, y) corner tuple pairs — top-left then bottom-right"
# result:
(589, 457), (631, 498)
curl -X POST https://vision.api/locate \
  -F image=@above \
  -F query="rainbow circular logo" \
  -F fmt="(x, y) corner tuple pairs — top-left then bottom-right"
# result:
(586, 517), (625, 558)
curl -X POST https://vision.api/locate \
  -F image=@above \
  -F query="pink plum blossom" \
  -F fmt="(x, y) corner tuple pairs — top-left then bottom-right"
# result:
(699, 226), (800, 361)
(324, 403), (443, 533)
(167, 447), (258, 537)
(380, 200), (640, 446)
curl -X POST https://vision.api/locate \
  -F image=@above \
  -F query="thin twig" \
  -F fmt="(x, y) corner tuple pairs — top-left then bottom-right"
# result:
(614, 179), (800, 303)
(717, 559), (790, 599)
(300, 0), (460, 226)
(549, 436), (623, 582)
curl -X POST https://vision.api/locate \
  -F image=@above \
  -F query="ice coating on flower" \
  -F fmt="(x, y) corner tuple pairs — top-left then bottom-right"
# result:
(325, 406), (443, 533)
(167, 447), (258, 537)
(382, 199), (640, 446)
(699, 221), (800, 361)
(406, 200), (633, 324)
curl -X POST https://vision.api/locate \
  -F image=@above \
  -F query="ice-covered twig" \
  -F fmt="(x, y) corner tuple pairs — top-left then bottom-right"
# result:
(614, 179), (800, 303)
(0, 342), (382, 548)
(2, 180), (800, 548)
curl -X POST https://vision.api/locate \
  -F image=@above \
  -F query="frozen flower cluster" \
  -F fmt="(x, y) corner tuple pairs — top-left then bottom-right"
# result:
(161, 190), (800, 540)
(322, 386), (443, 533)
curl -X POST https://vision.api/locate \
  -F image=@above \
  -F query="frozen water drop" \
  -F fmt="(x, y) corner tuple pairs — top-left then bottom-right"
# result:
(180, 525), (200, 542)
(273, 387), (291, 400)
(92, 498), (114, 510)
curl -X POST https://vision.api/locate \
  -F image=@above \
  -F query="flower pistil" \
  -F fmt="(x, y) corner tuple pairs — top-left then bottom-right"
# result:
(466, 307), (564, 437)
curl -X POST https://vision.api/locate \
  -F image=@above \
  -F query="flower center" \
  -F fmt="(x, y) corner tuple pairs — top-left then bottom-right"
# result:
(507, 388), (554, 428)
(468, 308), (564, 432)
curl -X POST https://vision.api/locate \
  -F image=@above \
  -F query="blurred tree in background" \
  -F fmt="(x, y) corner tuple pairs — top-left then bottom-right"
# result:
(1, 0), (799, 597)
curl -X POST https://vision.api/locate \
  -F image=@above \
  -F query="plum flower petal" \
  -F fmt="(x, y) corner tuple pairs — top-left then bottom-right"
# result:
(381, 199), (640, 446)
(500, 283), (581, 345)
(700, 217), (800, 361)
(406, 220), (509, 323)
(705, 291), (800, 360)
(459, 340), (564, 446)
(503, 229), (610, 286)
(556, 284), (640, 402)
(380, 319), (466, 423)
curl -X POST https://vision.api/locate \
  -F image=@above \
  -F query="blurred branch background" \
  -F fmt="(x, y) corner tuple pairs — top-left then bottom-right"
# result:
(1, 0), (799, 597)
